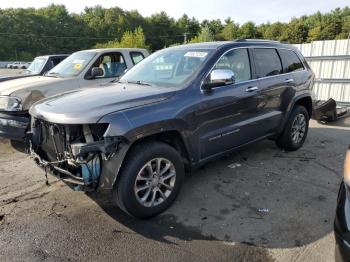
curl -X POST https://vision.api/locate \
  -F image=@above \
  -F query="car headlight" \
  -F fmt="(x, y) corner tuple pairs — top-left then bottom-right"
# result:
(0, 96), (22, 111)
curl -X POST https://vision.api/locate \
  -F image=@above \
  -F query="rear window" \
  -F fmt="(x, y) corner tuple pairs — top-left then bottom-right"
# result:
(130, 52), (145, 65)
(254, 49), (282, 78)
(51, 57), (65, 66)
(279, 49), (304, 73)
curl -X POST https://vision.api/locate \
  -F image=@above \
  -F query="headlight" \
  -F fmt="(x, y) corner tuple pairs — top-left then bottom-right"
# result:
(0, 96), (22, 111)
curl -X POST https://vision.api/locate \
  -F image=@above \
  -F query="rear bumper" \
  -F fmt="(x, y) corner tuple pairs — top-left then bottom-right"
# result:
(0, 112), (29, 141)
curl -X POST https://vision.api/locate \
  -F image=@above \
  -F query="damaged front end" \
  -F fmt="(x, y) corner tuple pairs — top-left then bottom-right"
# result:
(27, 118), (120, 191)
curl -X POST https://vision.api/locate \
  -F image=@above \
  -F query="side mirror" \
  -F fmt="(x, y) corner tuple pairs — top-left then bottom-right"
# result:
(90, 67), (104, 79)
(202, 69), (235, 90)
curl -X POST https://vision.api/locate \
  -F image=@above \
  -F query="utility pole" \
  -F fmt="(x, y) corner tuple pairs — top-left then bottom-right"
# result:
(183, 33), (187, 44)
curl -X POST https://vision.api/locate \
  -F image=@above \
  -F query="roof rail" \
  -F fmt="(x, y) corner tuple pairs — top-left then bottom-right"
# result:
(235, 39), (280, 43)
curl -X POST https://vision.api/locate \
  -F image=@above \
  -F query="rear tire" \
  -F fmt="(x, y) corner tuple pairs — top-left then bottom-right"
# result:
(276, 105), (309, 151)
(113, 141), (184, 219)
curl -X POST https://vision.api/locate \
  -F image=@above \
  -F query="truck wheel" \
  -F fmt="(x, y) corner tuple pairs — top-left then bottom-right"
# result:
(113, 141), (184, 218)
(276, 105), (309, 151)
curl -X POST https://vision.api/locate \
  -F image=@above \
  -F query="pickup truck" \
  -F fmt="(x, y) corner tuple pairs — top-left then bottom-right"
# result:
(0, 55), (68, 83)
(28, 40), (314, 218)
(7, 62), (31, 69)
(0, 48), (149, 141)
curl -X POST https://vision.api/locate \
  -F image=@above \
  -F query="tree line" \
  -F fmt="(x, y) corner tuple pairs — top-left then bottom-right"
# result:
(0, 5), (349, 60)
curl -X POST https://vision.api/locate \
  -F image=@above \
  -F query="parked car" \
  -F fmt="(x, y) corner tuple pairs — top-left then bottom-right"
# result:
(0, 55), (68, 83)
(28, 40), (314, 218)
(7, 61), (31, 69)
(6, 62), (17, 69)
(334, 149), (350, 261)
(0, 48), (149, 141)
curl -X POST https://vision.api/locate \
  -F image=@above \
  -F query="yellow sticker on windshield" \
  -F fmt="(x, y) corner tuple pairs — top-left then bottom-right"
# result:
(73, 63), (82, 70)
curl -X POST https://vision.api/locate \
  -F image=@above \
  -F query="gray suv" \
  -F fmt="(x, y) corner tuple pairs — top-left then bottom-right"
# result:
(28, 40), (314, 218)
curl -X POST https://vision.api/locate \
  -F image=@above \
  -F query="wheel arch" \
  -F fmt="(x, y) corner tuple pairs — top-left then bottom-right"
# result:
(107, 130), (192, 190)
(294, 96), (313, 118)
(278, 94), (313, 134)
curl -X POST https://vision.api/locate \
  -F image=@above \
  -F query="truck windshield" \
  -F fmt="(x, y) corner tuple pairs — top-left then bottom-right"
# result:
(119, 48), (213, 87)
(26, 57), (46, 74)
(46, 51), (96, 77)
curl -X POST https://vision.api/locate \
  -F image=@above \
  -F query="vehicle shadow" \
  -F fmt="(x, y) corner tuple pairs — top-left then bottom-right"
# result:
(88, 119), (348, 250)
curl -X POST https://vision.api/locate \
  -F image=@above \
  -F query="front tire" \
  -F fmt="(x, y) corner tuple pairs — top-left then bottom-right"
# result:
(276, 105), (309, 151)
(113, 141), (185, 218)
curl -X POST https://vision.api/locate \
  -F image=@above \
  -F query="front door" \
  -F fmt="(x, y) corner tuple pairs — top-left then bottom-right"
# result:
(79, 52), (127, 88)
(197, 48), (262, 159)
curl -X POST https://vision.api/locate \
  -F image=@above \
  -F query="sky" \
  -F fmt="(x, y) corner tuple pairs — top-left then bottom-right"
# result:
(0, 0), (349, 24)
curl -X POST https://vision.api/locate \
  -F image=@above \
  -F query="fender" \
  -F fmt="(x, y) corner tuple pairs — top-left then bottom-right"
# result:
(277, 91), (313, 134)
(99, 119), (192, 190)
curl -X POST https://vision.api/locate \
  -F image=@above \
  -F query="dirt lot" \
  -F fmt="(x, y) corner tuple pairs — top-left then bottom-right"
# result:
(0, 118), (346, 262)
(0, 68), (24, 75)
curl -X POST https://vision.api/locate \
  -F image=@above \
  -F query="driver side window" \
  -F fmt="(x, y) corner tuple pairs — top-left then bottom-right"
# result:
(92, 53), (126, 79)
(214, 49), (251, 84)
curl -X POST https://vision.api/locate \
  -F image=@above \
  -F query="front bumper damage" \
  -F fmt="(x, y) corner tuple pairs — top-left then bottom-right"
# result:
(0, 112), (29, 141)
(27, 119), (123, 191)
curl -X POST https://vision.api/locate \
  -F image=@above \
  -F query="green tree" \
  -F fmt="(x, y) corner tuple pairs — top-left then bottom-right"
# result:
(201, 19), (223, 38)
(190, 25), (214, 43)
(1, 5), (350, 60)
(282, 18), (309, 43)
(238, 22), (259, 39)
(176, 14), (200, 42)
(263, 22), (286, 40)
(95, 26), (148, 49)
(145, 12), (180, 50)
(221, 18), (239, 40)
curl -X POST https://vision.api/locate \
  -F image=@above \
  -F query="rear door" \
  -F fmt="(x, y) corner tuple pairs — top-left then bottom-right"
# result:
(252, 48), (289, 135)
(278, 48), (308, 93)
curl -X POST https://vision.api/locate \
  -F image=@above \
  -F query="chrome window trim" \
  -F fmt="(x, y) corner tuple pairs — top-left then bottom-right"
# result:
(200, 45), (307, 91)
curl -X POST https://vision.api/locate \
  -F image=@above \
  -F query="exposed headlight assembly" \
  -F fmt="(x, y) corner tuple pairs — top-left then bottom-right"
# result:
(0, 96), (22, 111)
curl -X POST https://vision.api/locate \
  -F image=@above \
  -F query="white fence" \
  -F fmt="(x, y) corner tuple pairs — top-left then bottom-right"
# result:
(0, 62), (12, 68)
(293, 39), (350, 104)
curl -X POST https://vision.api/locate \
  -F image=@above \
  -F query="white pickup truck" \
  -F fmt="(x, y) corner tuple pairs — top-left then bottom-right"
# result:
(7, 62), (31, 69)
(0, 48), (149, 141)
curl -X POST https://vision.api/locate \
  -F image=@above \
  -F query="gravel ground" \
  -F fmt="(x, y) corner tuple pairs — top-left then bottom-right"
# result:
(0, 115), (346, 261)
(0, 68), (24, 75)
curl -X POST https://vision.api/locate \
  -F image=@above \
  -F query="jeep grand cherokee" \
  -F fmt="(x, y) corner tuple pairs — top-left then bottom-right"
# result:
(28, 40), (314, 218)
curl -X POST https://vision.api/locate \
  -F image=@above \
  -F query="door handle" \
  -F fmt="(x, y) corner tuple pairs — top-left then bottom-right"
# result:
(284, 78), (294, 83)
(245, 86), (259, 92)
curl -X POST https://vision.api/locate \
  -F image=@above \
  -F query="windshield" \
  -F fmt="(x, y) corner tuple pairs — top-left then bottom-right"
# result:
(119, 48), (213, 87)
(26, 57), (46, 74)
(46, 51), (96, 77)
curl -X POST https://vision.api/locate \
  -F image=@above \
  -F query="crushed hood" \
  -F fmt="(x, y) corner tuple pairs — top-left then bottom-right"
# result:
(29, 83), (176, 124)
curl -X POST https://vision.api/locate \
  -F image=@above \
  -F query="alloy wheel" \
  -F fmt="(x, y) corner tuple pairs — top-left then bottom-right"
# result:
(291, 113), (306, 144)
(134, 158), (176, 207)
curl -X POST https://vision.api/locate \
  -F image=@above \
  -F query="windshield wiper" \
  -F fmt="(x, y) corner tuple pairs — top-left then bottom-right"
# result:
(127, 80), (152, 86)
